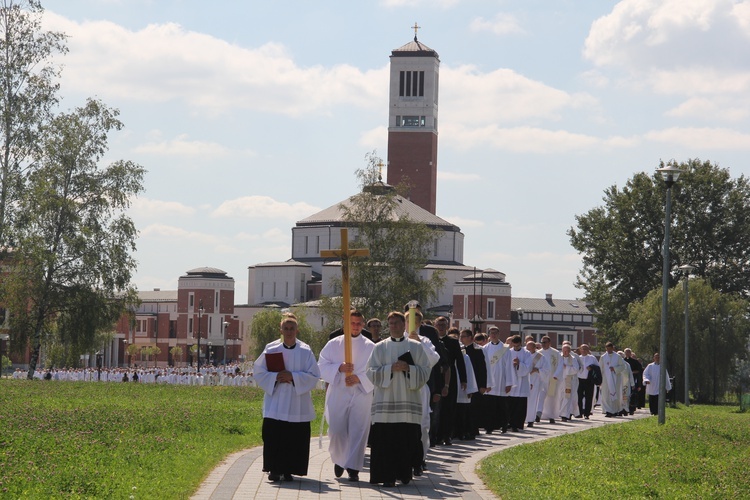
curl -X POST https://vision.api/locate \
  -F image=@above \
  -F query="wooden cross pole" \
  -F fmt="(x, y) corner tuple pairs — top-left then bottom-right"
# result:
(320, 228), (370, 373)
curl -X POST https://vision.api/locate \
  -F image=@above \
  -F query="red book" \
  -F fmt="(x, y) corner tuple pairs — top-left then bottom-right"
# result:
(265, 352), (285, 372)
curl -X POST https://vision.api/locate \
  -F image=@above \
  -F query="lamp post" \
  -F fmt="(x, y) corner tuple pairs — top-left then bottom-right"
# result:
(679, 264), (694, 406)
(223, 321), (229, 366)
(517, 308), (524, 337)
(208, 341), (213, 366)
(196, 299), (204, 370)
(657, 164), (681, 425)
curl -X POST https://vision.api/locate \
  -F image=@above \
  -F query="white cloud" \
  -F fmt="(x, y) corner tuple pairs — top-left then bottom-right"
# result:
(439, 171), (481, 181)
(665, 97), (750, 121)
(469, 13), (525, 36)
(644, 127), (750, 149)
(584, 0), (750, 96)
(211, 196), (320, 219)
(442, 124), (605, 153)
(140, 223), (214, 243)
(358, 126), (387, 150)
(443, 215), (484, 228)
(43, 12), (387, 117)
(130, 198), (195, 217)
(134, 133), (238, 157)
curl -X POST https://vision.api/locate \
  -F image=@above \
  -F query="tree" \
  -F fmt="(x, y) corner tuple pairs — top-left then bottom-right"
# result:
(4, 98), (144, 378)
(125, 343), (140, 368)
(329, 152), (444, 322)
(169, 346), (183, 367)
(615, 278), (750, 404)
(569, 159), (750, 338)
(0, 0), (66, 245)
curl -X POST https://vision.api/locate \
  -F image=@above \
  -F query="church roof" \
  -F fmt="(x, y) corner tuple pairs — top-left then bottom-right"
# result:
(296, 193), (460, 232)
(511, 296), (596, 315)
(180, 267), (233, 279)
(392, 37), (439, 59)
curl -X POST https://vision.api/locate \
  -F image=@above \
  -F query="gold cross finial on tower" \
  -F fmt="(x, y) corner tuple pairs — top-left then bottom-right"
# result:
(376, 160), (385, 182)
(412, 22), (420, 41)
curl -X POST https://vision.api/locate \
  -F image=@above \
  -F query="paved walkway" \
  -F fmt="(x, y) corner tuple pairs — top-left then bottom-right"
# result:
(192, 411), (649, 499)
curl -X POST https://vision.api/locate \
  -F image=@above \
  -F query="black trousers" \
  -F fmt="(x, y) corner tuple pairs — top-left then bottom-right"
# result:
(482, 395), (508, 431)
(577, 378), (595, 417)
(648, 394), (659, 415)
(506, 396), (527, 430)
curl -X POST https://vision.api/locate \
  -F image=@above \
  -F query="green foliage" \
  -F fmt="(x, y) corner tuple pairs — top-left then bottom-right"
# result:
(331, 151), (445, 321)
(569, 159), (750, 338)
(614, 278), (750, 404)
(0, 380), (326, 499)
(479, 405), (750, 499)
(248, 307), (319, 358)
(3, 98), (145, 376)
(0, 0), (67, 245)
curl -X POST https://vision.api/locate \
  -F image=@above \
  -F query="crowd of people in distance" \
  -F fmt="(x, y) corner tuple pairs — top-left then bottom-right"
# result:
(12, 362), (265, 386)
(255, 304), (671, 487)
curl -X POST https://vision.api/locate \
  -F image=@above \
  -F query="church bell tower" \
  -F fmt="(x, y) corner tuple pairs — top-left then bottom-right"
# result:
(386, 25), (440, 215)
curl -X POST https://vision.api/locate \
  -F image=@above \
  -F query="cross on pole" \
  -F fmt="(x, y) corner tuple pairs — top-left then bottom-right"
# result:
(320, 228), (370, 371)
(412, 22), (421, 39)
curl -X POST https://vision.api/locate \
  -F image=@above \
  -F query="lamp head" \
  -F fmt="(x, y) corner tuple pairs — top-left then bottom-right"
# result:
(657, 164), (682, 187)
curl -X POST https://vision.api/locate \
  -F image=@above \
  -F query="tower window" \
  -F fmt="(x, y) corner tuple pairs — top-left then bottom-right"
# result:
(399, 116), (425, 127)
(399, 71), (425, 97)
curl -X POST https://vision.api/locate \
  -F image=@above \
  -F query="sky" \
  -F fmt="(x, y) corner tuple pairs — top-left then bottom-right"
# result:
(40, 0), (750, 303)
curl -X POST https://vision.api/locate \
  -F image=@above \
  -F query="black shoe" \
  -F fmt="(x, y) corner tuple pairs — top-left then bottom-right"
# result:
(535, 416), (541, 423)
(485, 429), (493, 434)
(283, 473), (293, 481)
(347, 469), (359, 482)
(575, 414), (583, 419)
(605, 412), (614, 418)
(561, 417), (568, 422)
(383, 482), (395, 487)
(511, 427), (519, 432)
(443, 438), (452, 446)
(401, 474), (411, 485)
(549, 419), (555, 424)
(413, 466), (422, 477)
(334, 464), (344, 478)
(585, 415), (590, 420)
(421, 461), (427, 471)
(527, 422), (534, 427)
(268, 473), (280, 482)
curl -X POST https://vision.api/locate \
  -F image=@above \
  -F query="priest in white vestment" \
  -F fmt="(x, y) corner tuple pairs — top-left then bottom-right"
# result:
(540, 336), (561, 423)
(555, 344), (582, 421)
(367, 311), (432, 487)
(505, 335), (533, 431)
(482, 327), (510, 433)
(642, 353), (671, 416)
(599, 341), (626, 417)
(254, 314), (321, 482)
(525, 341), (550, 427)
(318, 315), (376, 482)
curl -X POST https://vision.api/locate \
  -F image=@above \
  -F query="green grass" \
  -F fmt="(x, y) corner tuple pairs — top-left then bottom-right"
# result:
(0, 380), (325, 499)
(478, 405), (750, 499)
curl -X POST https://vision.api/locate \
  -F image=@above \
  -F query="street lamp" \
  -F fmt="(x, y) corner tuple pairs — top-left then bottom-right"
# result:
(657, 163), (682, 425)
(679, 264), (695, 406)
(208, 341), (213, 366)
(196, 299), (204, 370)
(223, 321), (229, 366)
(517, 308), (524, 337)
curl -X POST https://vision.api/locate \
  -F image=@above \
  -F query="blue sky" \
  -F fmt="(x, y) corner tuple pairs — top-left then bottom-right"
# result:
(42, 0), (750, 302)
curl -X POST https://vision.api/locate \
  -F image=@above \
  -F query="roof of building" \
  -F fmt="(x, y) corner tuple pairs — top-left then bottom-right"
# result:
(511, 296), (596, 315)
(249, 260), (311, 269)
(296, 192), (460, 232)
(180, 267), (233, 279)
(391, 37), (439, 59)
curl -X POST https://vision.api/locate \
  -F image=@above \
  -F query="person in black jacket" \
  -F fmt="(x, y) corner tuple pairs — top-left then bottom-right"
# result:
(433, 316), (467, 446)
(459, 328), (487, 440)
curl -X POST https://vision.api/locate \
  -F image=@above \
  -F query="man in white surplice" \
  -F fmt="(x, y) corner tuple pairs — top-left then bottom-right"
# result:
(525, 340), (550, 427)
(599, 341), (626, 417)
(540, 336), (561, 423)
(318, 312), (376, 482)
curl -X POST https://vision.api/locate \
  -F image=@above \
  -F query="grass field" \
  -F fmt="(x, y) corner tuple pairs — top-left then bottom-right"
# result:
(2, 380), (748, 499)
(0, 380), (324, 499)
(478, 404), (750, 499)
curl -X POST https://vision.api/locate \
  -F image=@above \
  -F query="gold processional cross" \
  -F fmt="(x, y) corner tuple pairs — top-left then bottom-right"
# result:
(320, 228), (369, 373)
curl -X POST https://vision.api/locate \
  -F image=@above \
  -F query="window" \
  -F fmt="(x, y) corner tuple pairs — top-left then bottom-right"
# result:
(399, 70), (425, 97)
(189, 318), (193, 334)
(304, 236), (309, 254)
(398, 116), (425, 127)
(559, 334), (573, 347)
(316, 235), (320, 254)
(215, 292), (219, 308)
(433, 239), (438, 256)
(189, 294), (194, 308)
(261, 282), (264, 298)
(285, 282), (289, 296)
(487, 299), (495, 319)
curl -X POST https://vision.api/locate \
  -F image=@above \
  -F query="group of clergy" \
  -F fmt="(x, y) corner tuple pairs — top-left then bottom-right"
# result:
(253, 308), (667, 487)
